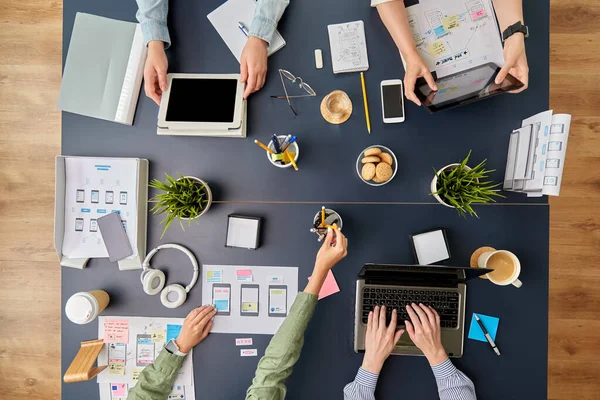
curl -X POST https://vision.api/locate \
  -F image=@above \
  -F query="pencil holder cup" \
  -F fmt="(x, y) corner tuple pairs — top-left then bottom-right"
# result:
(312, 208), (343, 234)
(267, 135), (299, 169)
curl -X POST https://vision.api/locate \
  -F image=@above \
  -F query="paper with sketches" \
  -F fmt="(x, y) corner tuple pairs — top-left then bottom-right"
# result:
(327, 21), (369, 74)
(103, 320), (129, 343)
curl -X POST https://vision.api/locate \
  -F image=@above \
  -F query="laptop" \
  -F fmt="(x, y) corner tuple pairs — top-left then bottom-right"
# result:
(354, 263), (491, 357)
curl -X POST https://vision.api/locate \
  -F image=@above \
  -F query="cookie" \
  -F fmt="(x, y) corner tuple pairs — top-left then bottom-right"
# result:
(379, 152), (393, 166)
(372, 174), (385, 183)
(376, 162), (393, 182)
(362, 156), (381, 164)
(361, 163), (376, 180)
(364, 147), (382, 157)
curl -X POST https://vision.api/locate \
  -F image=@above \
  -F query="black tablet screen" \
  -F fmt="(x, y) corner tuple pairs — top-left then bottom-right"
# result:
(166, 78), (238, 122)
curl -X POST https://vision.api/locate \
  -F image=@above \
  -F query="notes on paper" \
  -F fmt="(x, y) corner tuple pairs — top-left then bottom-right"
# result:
(166, 324), (183, 342)
(207, 270), (222, 283)
(132, 367), (143, 382)
(235, 338), (253, 346)
(427, 40), (447, 57)
(236, 269), (253, 282)
(104, 319), (129, 343)
(111, 383), (127, 397)
(108, 343), (126, 360)
(151, 330), (166, 343)
(240, 349), (258, 357)
(109, 361), (126, 375)
(442, 15), (459, 31)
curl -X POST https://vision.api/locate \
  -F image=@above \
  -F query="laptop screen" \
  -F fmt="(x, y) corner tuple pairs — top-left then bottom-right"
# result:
(358, 264), (491, 286)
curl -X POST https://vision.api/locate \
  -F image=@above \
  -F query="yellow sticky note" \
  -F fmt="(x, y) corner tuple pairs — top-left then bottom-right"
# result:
(151, 330), (166, 343)
(442, 15), (459, 31)
(132, 367), (144, 381)
(427, 40), (447, 57)
(109, 361), (125, 376)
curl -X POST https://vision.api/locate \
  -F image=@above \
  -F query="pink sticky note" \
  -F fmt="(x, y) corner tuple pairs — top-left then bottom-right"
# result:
(308, 270), (340, 300)
(104, 319), (129, 343)
(111, 383), (127, 397)
(236, 269), (253, 281)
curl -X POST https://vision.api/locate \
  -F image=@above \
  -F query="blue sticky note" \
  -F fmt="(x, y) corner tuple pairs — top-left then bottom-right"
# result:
(468, 313), (499, 342)
(214, 299), (229, 311)
(166, 324), (182, 342)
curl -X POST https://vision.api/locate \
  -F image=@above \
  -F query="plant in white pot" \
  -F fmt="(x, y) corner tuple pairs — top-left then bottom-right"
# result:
(430, 151), (504, 217)
(149, 173), (213, 237)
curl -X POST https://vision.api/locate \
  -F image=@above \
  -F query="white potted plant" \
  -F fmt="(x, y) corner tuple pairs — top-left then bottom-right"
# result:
(149, 173), (213, 237)
(430, 151), (504, 217)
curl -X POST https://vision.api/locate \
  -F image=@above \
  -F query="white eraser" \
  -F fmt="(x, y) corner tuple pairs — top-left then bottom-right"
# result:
(315, 49), (323, 69)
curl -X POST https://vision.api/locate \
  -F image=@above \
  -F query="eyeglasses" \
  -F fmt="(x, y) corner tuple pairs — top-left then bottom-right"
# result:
(271, 69), (316, 115)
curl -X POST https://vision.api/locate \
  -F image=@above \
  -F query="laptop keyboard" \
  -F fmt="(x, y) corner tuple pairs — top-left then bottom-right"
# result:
(361, 287), (460, 328)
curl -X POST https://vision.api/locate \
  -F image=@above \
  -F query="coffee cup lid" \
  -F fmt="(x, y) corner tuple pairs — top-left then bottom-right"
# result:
(65, 293), (96, 324)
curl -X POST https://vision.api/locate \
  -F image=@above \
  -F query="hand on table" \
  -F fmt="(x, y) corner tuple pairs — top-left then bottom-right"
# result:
(405, 303), (448, 366)
(403, 52), (437, 106)
(175, 305), (217, 353)
(314, 227), (348, 272)
(143, 41), (169, 105)
(240, 36), (268, 99)
(361, 305), (404, 374)
(495, 33), (529, 93)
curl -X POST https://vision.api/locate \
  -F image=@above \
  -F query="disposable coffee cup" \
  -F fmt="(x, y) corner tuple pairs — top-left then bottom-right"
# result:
(65, 290), (110, 325)
(477, 250), (522, 288)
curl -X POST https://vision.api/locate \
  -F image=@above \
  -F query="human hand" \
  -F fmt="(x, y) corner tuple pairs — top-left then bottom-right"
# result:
(495, 34), (528, 93)
(314, 227), (348, 273)
(403, 52), (437, 106)
(405, 303), (447, 366)
(143, 41), (169, 105)
(174, 305), (217, 353)
(362, 305), (404, 374)
(240, 36), (268, 99)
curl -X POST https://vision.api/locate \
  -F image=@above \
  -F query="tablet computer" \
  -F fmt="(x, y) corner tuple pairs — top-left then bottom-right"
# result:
(158, 73), (244, 131)
(415, 63), (524, 113)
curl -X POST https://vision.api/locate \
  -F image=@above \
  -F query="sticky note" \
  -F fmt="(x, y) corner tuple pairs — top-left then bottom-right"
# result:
(267, 276), (283, 284)
(109, 361), (125, 376)
(427, 40), (447, 57)
(442, 15), (459, 30)
(468, 313), (500, 342)
(168, 385), (186, 399)
(308, 270), (340, 300)
(104, 319), (129, 343)
(166, 325), (183, 342)
(236, 338), (253, 346)
(471, 9), (486, 19)
(132, 367), (143, 381)
(108, 343), (126, 360)
(111, 383), (127, 397)
(151, 330), (166, 343)
(236, 269), (253, 282)
(207, 270), (222, 283)
(240, 349), (258, 357)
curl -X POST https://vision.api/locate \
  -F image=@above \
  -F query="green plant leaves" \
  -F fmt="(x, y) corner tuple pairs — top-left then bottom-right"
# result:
(431, 150), (504, 218)
(149, 173), (209, 238)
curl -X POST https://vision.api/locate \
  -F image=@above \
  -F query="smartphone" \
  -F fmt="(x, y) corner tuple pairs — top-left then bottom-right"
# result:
(381, 79), (405, 123)
(268, 285), (287, 317)
(240, 284), (259, 317)
(212, 283), (231, 316)
(136, 334), (155, 366)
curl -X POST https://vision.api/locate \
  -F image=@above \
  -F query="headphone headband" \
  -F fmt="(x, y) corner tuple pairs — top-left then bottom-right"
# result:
(142, 244), (199, 293)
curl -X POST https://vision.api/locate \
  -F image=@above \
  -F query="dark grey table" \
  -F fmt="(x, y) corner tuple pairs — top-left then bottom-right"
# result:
(61, 0), (550, 399)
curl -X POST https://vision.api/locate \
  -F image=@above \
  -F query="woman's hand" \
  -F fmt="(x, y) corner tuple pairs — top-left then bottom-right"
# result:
(240, 36), (268, 99)
(362, 305), (404, 374)
(314, 228), (348, 273)
(143, 41), (169, 105)
(495, 34), (529, 93)
(175, 305), (217, 353)
(403, 52), (437, 106)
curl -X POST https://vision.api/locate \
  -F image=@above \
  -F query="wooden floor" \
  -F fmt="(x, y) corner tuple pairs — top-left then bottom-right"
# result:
(0, 0), (598, 398)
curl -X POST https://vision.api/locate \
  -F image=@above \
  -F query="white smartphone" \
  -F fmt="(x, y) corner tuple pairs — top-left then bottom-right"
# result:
(381, 79), (405, 123)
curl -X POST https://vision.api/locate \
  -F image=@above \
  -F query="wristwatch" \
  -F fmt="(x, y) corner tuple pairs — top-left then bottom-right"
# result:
(165, 339), (188, 357)
(502, 21), (529, 42)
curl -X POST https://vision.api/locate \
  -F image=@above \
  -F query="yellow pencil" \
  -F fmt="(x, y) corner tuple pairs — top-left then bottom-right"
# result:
(254, 140), (275, 155)
(360, 72), (371, 134)
(321, 206), (325, 227)
(285, 149), (299, 171)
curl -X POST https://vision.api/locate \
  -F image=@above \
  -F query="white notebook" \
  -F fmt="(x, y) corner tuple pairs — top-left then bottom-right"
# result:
(57, 13), (146, 125)
(327, 21), (369, 74)
(207, 0), (286, 63)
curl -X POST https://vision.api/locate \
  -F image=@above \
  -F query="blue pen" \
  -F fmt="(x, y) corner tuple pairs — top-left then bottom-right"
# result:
(271, 134), (282, 153)
(238, 22), (249, 37)
(278, 135), (292, 152)
(280, 135), (296, 152)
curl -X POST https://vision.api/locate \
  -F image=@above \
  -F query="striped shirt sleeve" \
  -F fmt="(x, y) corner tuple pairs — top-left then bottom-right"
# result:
(343, 368), (379, 400)
(431, 359), (477, 400)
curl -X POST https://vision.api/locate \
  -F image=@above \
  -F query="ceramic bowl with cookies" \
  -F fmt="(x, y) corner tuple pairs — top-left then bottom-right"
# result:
(356, 145), (397, 186)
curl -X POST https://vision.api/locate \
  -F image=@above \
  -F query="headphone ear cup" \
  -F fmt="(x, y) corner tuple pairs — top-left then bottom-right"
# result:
(161, 284), (187, 309)
(142, 269), (166, 295)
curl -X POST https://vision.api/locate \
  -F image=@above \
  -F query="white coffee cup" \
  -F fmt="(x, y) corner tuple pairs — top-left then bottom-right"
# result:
(477, 250), (522, 288)
(65, 290), (110, 324)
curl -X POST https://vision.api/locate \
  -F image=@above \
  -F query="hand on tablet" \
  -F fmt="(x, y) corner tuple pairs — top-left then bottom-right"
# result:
(496, 34), (529, 94)
(144, 40), (169, 106)
(403, 52), (437, 106)
(240, 36), (268, 99)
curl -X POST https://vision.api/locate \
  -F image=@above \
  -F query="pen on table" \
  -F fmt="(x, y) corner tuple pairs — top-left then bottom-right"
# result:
(475, 314), (501, 356)
(279, 134), (292, 152)
(254, 140), (275, 155)
(280, 135), (296, 152)
(238, 22), (249, 37)
(284, 149), (299, 171)
(360, 72), (371, 134)
(271, 134), (282, 153)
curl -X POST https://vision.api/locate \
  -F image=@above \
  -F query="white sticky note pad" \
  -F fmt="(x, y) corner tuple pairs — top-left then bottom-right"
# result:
(240, 349), (258, 357)
(226, 217), (259, 249)
(412, 230), (450, 265)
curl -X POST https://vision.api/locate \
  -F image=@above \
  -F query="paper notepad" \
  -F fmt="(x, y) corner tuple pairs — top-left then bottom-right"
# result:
(207, 0), (286, 63)
(327, 21), (369, 74)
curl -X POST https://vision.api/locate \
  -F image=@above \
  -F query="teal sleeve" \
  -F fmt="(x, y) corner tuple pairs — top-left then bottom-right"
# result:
(127, 348), (185, 400)
(245, 292), (318, 400)
(135, 0), (171, 48)
(249, 0), (290, 45)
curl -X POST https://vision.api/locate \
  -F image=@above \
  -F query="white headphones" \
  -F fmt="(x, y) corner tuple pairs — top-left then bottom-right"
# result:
(141, 244), (199, 309)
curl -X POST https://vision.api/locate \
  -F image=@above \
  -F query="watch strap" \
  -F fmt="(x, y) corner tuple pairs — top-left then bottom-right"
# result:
(502, 21), (529, 41)
(165, 339), (188, 357)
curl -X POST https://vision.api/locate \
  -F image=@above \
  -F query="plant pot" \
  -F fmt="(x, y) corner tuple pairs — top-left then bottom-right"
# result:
(179, 176), (212, 220)
(430, 163), (474, 208)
